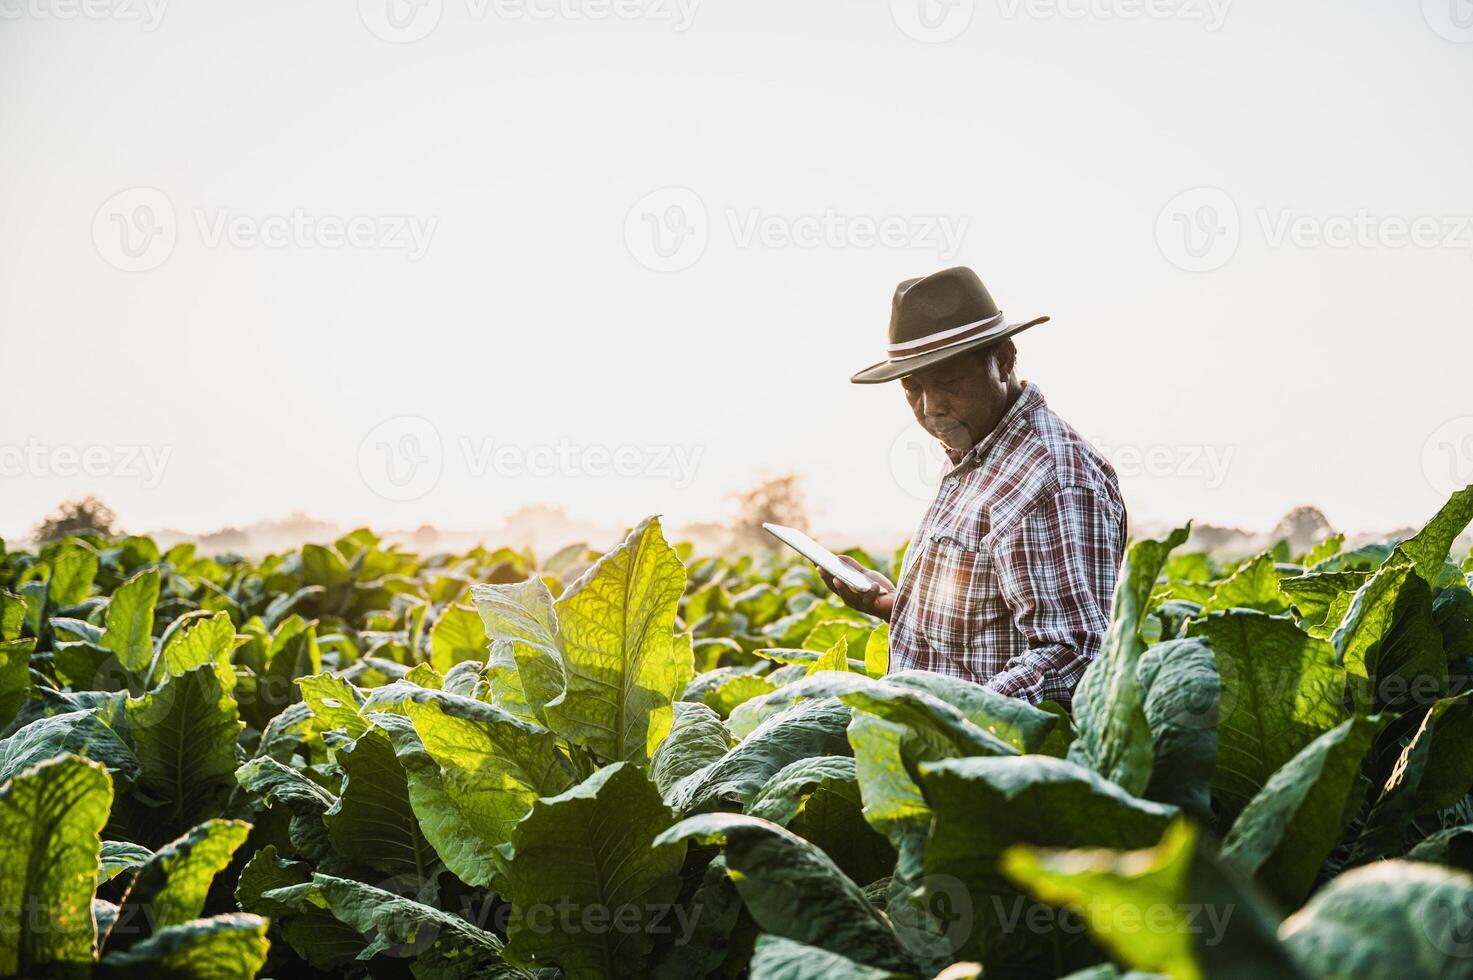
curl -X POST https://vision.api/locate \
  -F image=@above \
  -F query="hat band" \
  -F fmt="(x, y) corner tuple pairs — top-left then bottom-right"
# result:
(886, 311), (1006, 359)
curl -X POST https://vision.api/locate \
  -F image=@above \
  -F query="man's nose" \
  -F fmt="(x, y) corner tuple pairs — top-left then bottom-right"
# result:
(921, 389), (948, 417)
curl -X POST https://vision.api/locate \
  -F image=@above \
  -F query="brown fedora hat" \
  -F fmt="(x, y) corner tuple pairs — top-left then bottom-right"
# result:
(850, 266), (1048, 384)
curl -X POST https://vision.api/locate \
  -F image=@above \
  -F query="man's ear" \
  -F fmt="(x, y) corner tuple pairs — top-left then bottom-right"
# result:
(990, 340), (1017, 379)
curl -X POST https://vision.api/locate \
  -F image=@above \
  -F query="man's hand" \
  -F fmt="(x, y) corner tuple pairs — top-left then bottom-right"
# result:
(819, 556), (896, 622)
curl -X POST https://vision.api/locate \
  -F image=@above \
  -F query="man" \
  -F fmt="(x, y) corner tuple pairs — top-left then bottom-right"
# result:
(820, 266), (1125, 708)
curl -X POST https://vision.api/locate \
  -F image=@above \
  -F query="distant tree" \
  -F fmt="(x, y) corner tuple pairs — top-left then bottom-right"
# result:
(33, 496), (118, 543)
(413, 523), (440, 549)
(729, 474), (809, 552)
(1270, 506), (1335, 557)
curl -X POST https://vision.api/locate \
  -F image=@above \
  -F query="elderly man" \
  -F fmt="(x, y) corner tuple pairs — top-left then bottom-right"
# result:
(820, 266), (1126, 708)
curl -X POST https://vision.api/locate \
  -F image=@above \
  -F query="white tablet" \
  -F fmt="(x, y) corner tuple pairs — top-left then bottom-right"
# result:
(762, 522), (877, 594)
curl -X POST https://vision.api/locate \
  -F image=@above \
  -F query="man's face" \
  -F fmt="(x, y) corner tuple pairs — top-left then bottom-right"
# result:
(900, 348), (1013, 456)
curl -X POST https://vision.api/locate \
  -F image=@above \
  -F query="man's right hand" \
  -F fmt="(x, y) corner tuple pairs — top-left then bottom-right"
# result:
(819, 555), (896, 622)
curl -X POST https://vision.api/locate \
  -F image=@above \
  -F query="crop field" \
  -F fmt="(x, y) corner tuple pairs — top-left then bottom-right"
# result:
(2, 489), (1473, 979)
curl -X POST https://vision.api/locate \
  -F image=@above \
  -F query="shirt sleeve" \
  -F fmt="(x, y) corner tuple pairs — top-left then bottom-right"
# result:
(983, 485), (1124, 707)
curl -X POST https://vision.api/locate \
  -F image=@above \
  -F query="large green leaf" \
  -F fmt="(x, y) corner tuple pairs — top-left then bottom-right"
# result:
(323, 726), (439, 884)
(158, 612), (237, 686)
(1220, 714), (1385, 907)
(667, 697), (852, 813)
(125, 665), (244, 833)
(1002, 820), (1304, 980)
(49, 548), (100, 610)
(0, 755), (113, 978)
(429, 603), (486, 674)
(1279, 861), (1473, 979)
(405, 693), (575, 858)
(1279, 571), (1371, 639)
(1186, 611), (1348, 817)
(747, 934), (912, 979)
(650, 701), (732, 799)
(1331, 562), (1447, 711)
(95, 913), (270, 980)
(1070, 526), (1189, 795)
(0, 638), (30, 732)
(1136, 636), (1218, 821)
(1393, 486), (1473, 585)
(657, 812), (913, 974)
(544, 516), (691, 764)
(1200, 553), (1290, 614)
(264, 873), (523, 977)
(0, 589), (25, 641)
(883, 670), (1058, 754)
(502, 762), (686, 980)
(917, 755), (1178, 971)
(113, 819), (251, 937)
(101, 568), (160, 674)
(746, 755), (896, 886)
(0, 709), (140, 785)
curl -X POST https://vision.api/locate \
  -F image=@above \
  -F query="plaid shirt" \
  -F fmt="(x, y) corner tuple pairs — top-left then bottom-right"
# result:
(889, 382), (1126, 708)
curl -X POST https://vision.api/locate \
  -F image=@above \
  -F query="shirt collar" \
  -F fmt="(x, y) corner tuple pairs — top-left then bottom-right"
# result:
(942, 381), (1043, 475)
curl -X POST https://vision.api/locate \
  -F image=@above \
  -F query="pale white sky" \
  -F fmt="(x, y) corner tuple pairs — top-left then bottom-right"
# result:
(2, 1), (1471, 544)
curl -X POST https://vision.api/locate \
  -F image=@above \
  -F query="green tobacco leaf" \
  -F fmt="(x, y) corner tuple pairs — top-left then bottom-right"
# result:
(747, 934), (911, 980)
(667, 697), (852, 814)
(0, 709), (139, 785)
(1220, 714), (1385, 907)
(374, 713), (506, 890)
(918, 755), (1179, 971)
(99, 841), (154, 884)
(0, 589), (25, 641)
(1394, 486), (1473, 585)
(405, 694), (575, 859)
(0, 638), (31, 731)
(95, 913), (270, 980)
(1279, 861), (1473, 979)
(118, 819), (251, 934)
(49, 548), (100, 610)
(865, 623), (890, 678)
(158, 612), (237, 686)
(0, 755), (113, 978)
(1278, 570), (1371, 639)
(847, 714), (931, 877)
(298, 671), (369, 738)
(1070, 526), (1189, 795)
(651, 701), (732, 800)
(429, 603), (486, 674)
(472, 577), (566, 723)
(126, 665), (243, 832)
(1332, 563), (1447, 711)
(267, 873), (518, 977)
(545, 516), (690, 764)
(884, 670), (1058, 754)
(702, 672), (779, 717)
(657, 812), (913, 974)
(1186, 611), (1348, 818)
(323, 727), (438, 883)
(1200, 553), (1289, 614)
(1136, 637), (1219, 821)
(503, 763), (686, 980)
(808, 634), (852, 675)
(1002, 820), (1303, 980)
(745, 755), (896, 886)
(102, 568), (160, 673)
(1304, 533), (1345, 568)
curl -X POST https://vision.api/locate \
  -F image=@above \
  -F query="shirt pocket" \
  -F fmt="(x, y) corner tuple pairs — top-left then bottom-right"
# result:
(914, 530), (989, 653)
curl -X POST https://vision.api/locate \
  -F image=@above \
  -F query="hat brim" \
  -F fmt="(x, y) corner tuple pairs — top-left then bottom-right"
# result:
(848, 316), (1050, 384)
